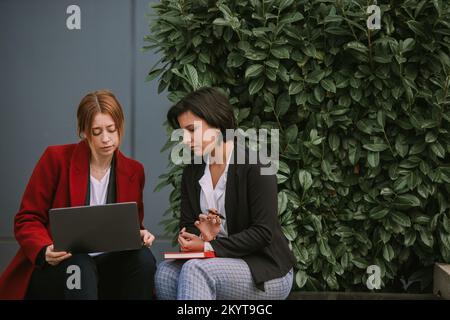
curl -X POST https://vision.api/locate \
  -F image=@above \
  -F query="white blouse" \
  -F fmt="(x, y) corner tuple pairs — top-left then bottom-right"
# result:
(88, 167), (111, 256)
(90, 168), (111, 207)
(199, 146), (233, 251)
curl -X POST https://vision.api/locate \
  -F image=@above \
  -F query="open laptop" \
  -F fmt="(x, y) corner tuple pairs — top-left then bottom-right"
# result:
(49, 202), (142, 254)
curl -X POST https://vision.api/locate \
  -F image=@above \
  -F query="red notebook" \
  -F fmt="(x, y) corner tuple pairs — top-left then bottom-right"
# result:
(164, 251), (216, 260)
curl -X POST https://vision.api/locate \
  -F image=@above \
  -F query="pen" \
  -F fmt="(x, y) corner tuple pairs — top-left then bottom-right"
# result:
(207, 209), (226, 220)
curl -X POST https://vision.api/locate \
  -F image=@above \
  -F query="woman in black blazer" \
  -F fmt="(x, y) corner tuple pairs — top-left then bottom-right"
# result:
(155, 87), (296, 300)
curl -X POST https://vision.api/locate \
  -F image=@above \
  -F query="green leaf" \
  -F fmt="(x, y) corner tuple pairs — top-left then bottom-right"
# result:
(298, 170), (313, 191)
(249, 77), (265, 95)
(348, 144), (361, 165)
(314, 86), (325, 102)
(328, 133), (340, 151)
(363, 143), (389, 152)
(346, 41), (369, 54)
(271, 46), (290, 59)
(404, 229), (416, 247)
(383, 244), (395, 261)
(407, 20), (427, 39)
(381, 188), (394, 196)
(275, 93), (291, 117)
(285, 124), (298, 143)
(146, 68), (164, 82)
(431, 142), (445, 158)
(282, 225), (297, 241)
(278, 191), (288, 215)
(320, 79), (336, 93)
(295, 270), (308, 289)
(391, 211), (411, 227)
(213, 17), (230, 26)
(353, 256), (368, 269)
(401, 38), (416, 53)
(380, 228), (392, 244)
(369, 207), (389, 220)
(350, 88), (362, 102)
(394, 194), (421, 208)
(425, 132), (437, 143)
(419, 227), (434, 248)
(321, 160), (332, 177)
(440, 233), (450, 250)
(245, 64), (264, 79)
(305, 70), (325, 84)
(277, 173), (289, 184)
(319, 238), (331, 257)
(236, 107), (251, 123)
(289, 82), (303, 95)
(367, 151), (380, 168)
(395, 135), (409, 157)
(183, 64), (199, 90)
(227, 51), (246, 68)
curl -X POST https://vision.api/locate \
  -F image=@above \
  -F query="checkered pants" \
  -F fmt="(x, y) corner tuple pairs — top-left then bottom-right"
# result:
(155, 258), (293, 300)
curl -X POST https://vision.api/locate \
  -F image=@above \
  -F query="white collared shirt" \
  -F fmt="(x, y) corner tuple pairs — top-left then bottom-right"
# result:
(88, 167), (111, 256)
(90, 168), (111, 207)
(199, 145), (234, 250)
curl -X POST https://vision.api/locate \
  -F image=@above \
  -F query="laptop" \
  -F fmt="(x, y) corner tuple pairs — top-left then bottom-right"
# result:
(49, 202), (142, 254)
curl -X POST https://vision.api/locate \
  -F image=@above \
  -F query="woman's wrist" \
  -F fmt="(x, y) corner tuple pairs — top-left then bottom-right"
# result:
(200, 233), (216, 242)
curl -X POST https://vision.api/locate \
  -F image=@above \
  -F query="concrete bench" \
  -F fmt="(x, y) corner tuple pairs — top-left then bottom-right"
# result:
(434, 263), (450, 300)
(287, 291), (439, 300)
(288, 262), (450, 300)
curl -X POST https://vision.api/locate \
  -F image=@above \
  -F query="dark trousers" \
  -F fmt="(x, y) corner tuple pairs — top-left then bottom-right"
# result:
(26, 247), (156, 300)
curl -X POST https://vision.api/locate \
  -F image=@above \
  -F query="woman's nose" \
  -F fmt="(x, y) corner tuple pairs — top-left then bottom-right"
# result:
(101, 132), (111, 143)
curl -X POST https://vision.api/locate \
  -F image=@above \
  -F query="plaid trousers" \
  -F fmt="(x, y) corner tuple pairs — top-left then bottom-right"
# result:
(155, 258), (293, 300)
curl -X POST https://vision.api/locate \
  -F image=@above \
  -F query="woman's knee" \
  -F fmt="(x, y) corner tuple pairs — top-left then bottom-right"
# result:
(155, 260), (182, 282)
(124, 248), (156, 268)
(139, 248), (157, 269)
(155, 260), (182, 300)
(180, 259), (210, 275)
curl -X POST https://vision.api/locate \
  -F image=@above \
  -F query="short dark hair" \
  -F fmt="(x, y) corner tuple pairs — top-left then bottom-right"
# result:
(167, 87), (237, 139)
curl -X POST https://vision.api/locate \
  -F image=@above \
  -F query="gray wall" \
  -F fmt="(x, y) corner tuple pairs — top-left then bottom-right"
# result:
(0, 0), (175, 273)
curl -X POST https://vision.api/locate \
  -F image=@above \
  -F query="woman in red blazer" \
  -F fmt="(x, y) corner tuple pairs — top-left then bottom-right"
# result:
(0, 90), (156, 299)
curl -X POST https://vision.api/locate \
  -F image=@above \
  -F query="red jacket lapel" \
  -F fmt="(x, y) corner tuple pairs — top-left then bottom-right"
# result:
(69, 140), (90, 207)
(115, 150), (136, 202)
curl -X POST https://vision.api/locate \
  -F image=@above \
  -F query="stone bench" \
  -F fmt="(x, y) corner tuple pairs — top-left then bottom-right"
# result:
(288, 262), (450, 300)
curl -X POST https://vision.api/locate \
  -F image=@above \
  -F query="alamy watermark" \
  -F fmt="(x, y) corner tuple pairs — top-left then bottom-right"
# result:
(66, 264), (81, 290)
(367, 4), (381, 30)
(366, 265), (381, 290)
(169, 122), (279, 175)
(66, 5), (81, 30)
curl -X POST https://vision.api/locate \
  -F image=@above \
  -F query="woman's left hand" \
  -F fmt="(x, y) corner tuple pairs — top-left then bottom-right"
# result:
(178, 228), (205, 252)
(140, 229), (155, 247)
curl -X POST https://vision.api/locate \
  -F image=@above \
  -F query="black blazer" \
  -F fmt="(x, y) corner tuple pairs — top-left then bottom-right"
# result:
(180, 143), (296, 290)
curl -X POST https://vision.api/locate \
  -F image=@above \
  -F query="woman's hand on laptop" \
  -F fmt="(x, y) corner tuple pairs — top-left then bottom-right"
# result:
(140, 229), (155, 247)
(45, 244), (72, 266)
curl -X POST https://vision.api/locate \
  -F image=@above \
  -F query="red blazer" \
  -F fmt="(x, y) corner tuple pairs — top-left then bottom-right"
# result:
(0, 140), (146, 299)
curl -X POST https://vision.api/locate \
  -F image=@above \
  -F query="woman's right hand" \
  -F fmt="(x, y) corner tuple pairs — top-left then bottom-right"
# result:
(45, 244), (72, 266)
(194, 209), (222, 241)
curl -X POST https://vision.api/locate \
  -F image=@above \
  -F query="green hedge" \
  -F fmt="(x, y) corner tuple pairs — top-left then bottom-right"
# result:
(145, 0), (450, 292)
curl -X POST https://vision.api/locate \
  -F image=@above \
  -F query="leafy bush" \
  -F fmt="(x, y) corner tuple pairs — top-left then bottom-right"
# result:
(145, 0), (450, 292)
